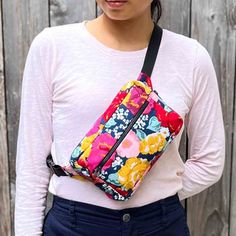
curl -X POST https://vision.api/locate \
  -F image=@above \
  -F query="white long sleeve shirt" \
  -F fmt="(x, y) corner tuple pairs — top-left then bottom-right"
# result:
(14, 20), (225, 235)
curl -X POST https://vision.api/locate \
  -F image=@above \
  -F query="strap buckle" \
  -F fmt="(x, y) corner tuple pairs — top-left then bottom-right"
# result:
(46, 154), (71, 177)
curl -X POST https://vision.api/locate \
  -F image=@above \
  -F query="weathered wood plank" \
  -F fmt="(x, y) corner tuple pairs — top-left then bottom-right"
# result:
(0, 0), (11, 234)
(188, 0), (236, 235)
(231, 100), (236, 232)
(2, 1), (49, 235)
(159, 0), (191, 37)
(230, 5), (236, 235)
(50, 0), (96, 26)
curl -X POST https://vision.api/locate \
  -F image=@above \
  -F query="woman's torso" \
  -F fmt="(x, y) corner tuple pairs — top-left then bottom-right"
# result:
(47, 20), (196, 209)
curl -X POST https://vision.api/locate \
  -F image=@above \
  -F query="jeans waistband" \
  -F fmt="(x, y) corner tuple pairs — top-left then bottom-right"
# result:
(52, 192), (181, 218)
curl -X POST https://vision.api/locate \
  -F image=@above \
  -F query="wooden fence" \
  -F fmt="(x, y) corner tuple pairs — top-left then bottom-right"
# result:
(0, 1), (235, 235)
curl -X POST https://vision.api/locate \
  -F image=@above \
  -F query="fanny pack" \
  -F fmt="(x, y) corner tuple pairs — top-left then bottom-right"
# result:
(46, 22), (183, 201)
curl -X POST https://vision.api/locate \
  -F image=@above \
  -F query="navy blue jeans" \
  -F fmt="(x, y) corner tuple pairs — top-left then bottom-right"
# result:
(42, 193), (190, 236)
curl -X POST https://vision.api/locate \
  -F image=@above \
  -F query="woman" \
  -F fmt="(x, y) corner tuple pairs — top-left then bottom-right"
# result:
(14, 0), (225, 235)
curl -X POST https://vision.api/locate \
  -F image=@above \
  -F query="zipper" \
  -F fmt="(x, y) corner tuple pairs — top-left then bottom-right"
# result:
(93, 99), (149, 176)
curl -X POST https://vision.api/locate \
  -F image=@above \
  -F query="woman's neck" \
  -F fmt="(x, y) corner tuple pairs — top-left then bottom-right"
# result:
(85, 13), (154, 51)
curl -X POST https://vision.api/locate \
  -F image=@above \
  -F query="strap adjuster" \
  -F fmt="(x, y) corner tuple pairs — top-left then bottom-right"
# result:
(46, 154), (70, 177)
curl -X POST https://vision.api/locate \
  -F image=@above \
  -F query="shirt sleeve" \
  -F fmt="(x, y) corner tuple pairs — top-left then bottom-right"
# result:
(14, 27), (56, 236)
(177, 41), (225, 201)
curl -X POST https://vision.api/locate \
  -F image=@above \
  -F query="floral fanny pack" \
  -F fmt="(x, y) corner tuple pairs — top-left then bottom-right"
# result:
(46, 22), (183, 201)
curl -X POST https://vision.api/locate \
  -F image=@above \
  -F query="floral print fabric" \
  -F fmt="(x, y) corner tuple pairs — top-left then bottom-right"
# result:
(62, 72), (183, 201)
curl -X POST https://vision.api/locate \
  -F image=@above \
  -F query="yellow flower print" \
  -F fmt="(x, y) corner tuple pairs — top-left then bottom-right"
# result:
(121, 81), (134, 91)
(80, 132), (98, 160)
(139, 133), (166, 155)
(118, 157), (150, 190)
(72, 175), (86, 181)
(121, 81), (152, 94)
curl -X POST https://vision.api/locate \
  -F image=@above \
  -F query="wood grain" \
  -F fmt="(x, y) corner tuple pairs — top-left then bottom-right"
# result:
(50, 0), (96, 26)
(230, 4), (236, 235)
(188, 0), (236, 235)
(1, 1), (49, 235)
(159, 0), (191, 37)
(0, 0), (11, 235)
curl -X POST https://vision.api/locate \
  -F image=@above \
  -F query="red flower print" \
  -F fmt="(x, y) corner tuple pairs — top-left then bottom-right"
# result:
(168, 112), (183, 135)
(102, 91), (127, 122)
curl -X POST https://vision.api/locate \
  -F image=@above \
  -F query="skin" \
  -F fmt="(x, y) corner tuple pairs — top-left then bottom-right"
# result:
(85, 0), (154, 51)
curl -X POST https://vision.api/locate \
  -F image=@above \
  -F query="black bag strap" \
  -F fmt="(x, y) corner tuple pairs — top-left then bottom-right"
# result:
(46, 22), (163, 177)
(141, 22), (163, 78)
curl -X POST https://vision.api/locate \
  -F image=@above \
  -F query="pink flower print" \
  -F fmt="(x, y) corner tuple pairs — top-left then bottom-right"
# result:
(116, 130), (140, 158)
(87, 133), (116, 172)
(87, 115), (103, 136)
(143, 97), (155, 115)
(124, 87), (147, 115)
